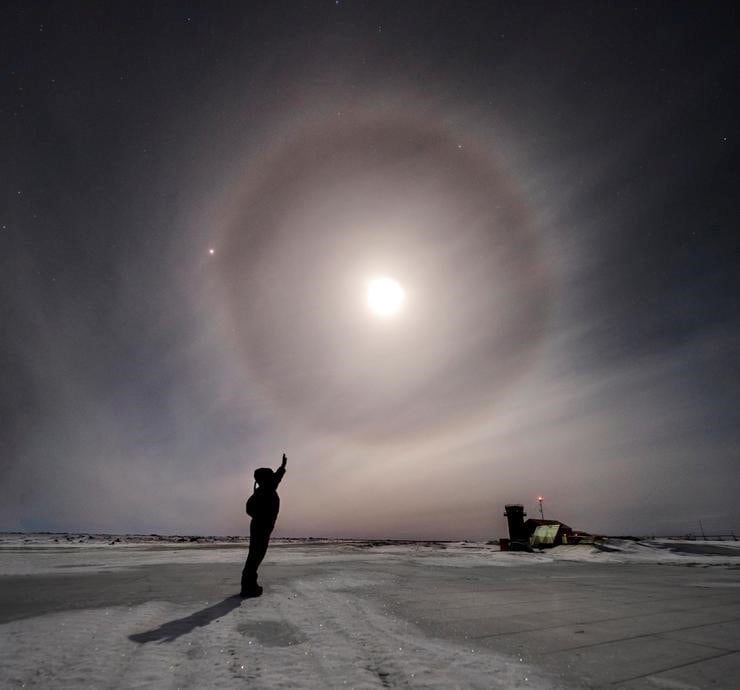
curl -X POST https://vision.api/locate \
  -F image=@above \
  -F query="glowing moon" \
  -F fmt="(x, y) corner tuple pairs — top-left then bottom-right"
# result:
(366, 276), (405, 317)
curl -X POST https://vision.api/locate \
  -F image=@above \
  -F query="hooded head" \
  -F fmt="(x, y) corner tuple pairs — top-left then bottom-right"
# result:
(254, 467), (276, 490)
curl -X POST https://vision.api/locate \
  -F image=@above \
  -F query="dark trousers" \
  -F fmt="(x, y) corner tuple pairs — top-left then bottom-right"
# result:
(241, 520), (273, 589)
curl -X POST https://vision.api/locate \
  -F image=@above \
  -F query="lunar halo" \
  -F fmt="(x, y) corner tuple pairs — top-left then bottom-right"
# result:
(217, 113), (549, 441)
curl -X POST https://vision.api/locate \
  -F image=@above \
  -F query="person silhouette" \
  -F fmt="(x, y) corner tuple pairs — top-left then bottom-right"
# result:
(240, 453), (287, 597)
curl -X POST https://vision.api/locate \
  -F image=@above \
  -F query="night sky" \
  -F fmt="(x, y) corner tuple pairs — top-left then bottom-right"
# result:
(2, 1), (738, 539)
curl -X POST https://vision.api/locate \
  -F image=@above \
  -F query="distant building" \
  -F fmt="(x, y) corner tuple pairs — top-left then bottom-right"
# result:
(503, 504), (598, 549)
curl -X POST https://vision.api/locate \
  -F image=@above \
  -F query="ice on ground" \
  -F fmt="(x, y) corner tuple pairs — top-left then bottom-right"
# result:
(1, 536), (738, 688)
(1, 535), (739, 577)
(1, 556), (557, 688)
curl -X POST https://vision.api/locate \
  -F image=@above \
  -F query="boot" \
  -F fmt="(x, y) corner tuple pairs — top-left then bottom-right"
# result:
(240, 583), (263, 598)
(240, 572), (262, 597)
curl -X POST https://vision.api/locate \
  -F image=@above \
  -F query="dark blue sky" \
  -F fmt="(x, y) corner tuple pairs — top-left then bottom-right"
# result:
(2, 1), (738, 538)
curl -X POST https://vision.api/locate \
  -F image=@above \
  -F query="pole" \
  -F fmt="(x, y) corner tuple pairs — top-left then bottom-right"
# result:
(538, 496), (544, 520)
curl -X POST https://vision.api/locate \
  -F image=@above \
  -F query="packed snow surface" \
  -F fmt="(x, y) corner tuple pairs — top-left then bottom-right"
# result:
(1, 535), (738, 688)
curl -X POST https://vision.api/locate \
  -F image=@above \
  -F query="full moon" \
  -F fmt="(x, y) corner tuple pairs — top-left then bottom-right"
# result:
(366, 276), (405, 318)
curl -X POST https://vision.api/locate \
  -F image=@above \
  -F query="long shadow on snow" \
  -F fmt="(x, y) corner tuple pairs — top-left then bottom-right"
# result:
(129, 595), (242, 643)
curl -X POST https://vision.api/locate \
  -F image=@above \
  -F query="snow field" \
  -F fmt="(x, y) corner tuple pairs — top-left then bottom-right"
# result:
(0, 570), (558, 689)
(2, 538), (738, 688)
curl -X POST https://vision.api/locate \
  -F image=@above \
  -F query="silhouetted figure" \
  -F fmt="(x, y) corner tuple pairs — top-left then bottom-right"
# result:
(240, 453), (287, 597)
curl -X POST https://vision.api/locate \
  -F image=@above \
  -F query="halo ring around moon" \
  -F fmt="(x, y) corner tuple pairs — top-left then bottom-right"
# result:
(218, 114), (550, 441)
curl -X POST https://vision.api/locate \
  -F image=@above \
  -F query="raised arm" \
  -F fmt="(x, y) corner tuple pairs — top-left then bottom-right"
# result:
(275, 453), (287, 484)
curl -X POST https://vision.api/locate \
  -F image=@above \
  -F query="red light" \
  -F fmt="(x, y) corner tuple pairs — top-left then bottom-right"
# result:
(538, 496), (543, 501)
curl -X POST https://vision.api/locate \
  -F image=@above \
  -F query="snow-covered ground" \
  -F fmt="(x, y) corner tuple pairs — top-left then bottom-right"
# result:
(0, 570), (555, 688)
(2, 533), (739, 575)
(1, 536), (739, 688)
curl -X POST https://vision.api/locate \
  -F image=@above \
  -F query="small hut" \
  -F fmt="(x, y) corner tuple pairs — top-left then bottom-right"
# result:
(503, 505), (597, 549)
